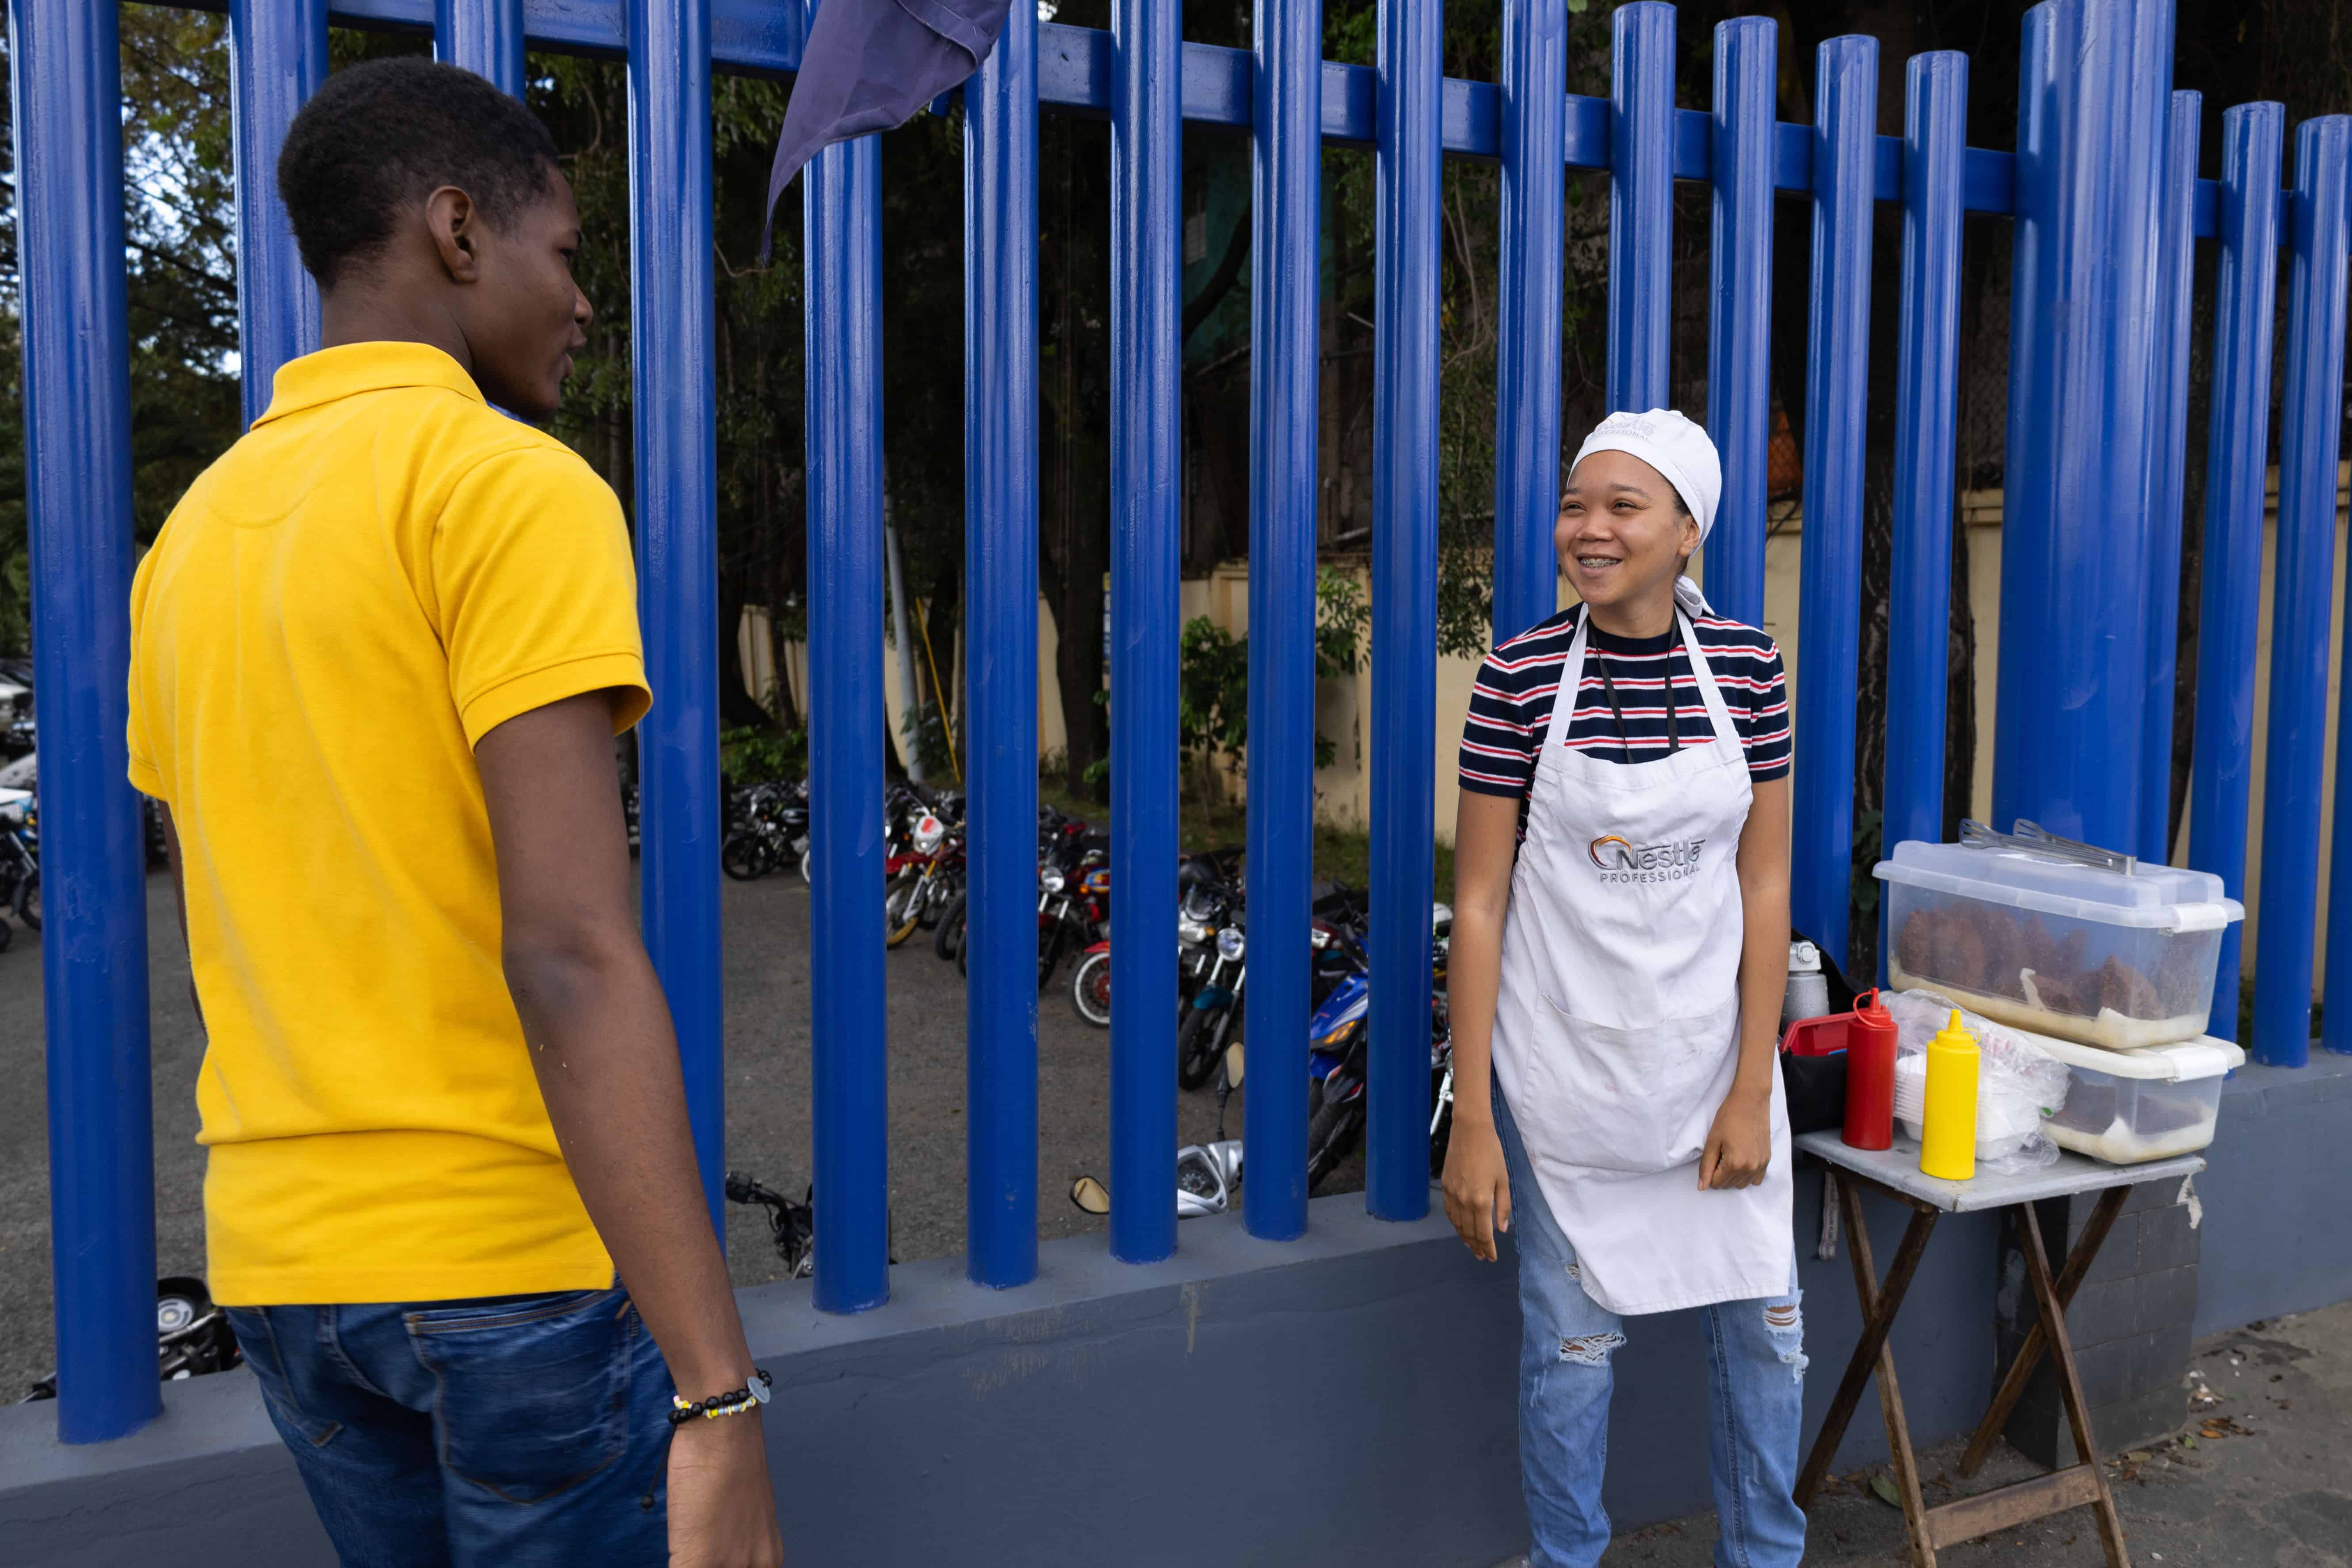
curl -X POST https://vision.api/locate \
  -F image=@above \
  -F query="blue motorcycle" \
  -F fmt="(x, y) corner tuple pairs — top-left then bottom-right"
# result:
(1303, 904), (1452, 1193)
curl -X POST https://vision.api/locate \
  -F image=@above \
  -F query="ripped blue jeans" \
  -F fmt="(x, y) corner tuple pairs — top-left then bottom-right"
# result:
(1494, 1087), (1808, 1568)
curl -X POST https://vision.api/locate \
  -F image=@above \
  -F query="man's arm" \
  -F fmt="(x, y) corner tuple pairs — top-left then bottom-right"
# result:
(475, 691), (782, 1568)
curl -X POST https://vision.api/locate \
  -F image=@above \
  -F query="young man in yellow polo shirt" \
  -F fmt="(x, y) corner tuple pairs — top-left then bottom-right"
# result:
(127, 58), (782, 1568)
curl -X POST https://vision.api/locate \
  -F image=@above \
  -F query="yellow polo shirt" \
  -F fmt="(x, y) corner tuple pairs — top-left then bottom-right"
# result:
(126, 341), (650, 1305)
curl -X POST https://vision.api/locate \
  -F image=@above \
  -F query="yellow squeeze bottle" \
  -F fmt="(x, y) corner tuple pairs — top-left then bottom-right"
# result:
(1917, 1009), (1980, 1182)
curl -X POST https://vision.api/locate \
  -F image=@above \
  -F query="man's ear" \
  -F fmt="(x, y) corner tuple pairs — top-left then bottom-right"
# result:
(423, 185), (482, 283)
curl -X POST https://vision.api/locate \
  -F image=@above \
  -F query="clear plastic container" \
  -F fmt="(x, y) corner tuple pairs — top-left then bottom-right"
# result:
(1875, 834), (2244, 1049)
(2019, 1034), (2243, 1164)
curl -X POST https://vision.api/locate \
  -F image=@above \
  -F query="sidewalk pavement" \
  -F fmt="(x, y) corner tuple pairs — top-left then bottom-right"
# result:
(1485, 1298), (2352, 1568)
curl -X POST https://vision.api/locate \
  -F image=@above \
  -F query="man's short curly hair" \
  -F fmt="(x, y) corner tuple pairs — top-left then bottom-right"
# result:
(277, 57), (562, 290)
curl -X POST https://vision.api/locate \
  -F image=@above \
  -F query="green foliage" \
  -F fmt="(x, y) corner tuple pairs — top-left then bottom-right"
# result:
(1178, 569), (1371, 784)
(900, 697), (957, 782)
(720, 721), (804, 785)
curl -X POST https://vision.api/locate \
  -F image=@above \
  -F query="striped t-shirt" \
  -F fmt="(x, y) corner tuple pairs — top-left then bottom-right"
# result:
(1459, 605), (1792, 808)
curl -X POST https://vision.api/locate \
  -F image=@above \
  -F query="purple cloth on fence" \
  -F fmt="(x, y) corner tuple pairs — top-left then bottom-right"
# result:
(761, 0), (1011, 258)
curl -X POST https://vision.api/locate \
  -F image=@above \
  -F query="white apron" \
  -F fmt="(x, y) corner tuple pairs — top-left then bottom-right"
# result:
(1490, 610), (1793, 1316)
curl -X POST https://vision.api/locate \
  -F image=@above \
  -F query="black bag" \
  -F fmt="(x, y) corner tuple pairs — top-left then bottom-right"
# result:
(1778, 931), (1856, 1137)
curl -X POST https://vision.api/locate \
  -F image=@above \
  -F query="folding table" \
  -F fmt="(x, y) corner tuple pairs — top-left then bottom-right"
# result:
(1792, 1132), (2206, 1568)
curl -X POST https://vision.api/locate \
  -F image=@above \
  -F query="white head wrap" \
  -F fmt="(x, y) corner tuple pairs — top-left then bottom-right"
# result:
(1570, 408), (1723, 619)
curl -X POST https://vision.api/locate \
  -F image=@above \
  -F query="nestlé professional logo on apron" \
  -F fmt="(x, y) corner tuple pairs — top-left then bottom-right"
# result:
(1588, 834), (1707, 885)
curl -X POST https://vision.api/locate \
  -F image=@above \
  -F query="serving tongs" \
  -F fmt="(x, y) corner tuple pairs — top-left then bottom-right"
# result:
(1958, 818), (2138, 876)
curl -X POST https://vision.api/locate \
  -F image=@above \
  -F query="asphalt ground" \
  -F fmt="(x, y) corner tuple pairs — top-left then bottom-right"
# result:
(0, 868), (1351, 1398)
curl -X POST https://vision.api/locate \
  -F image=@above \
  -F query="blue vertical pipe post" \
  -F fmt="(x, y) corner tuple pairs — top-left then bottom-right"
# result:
(1607, 2), (1674, 414)
(964, 2), (1040, 1283)
(1244, 0), (1320, 1242)
(2257, 116), (2352, 1068)
(805, 126), (890, 1306)
(2320, 127), (2352, 1058)
(2137, 93), (2201, 868)
(435, 0), (526, 96)
(1491, 0), (1564, 645)
(1108, 0), (1178, 1262)
(9, 0), (159, 1445)
(1881, 51), (1967, 888)
(1702, 17), (1776, 631)
(1367, 0), (1440, 1221)
(2187, 103), (2284, 1044)
(629, 0), (726, 1234)
(1992, 0), (2172, 852)
(1789, 37), (1877, 974)
(229, 0), (326, 428)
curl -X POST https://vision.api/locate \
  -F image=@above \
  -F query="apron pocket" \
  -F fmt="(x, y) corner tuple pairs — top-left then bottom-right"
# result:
(1529, 994), (1741, 1175)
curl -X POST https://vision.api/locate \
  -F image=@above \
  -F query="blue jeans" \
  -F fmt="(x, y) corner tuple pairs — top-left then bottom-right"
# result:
(1494, 1089), (1808, 1568)
(225, 1286), (674, 1568)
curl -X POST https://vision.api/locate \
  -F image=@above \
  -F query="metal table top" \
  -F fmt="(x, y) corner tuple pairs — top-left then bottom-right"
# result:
(1794, 1130), (2206, 1213)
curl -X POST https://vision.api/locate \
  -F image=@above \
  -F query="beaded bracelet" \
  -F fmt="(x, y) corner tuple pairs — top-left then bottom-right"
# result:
(668, 1369), (773, 1427)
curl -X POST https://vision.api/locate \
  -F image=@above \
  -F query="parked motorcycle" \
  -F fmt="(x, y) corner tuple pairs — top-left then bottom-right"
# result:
(1303, 902), (1455, 1193)
(1070, 1043), (1250, 1220)
(0, 787), (39, 935)
(720, 778), (810, 882)
(19, 1276), (241, 1402)
(884, 805), (961, 949)
(725, 1170), (814, 1279)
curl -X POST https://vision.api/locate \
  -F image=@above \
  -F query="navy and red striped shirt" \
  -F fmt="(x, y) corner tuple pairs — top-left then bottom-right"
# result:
(1458, 605), (1792, 808)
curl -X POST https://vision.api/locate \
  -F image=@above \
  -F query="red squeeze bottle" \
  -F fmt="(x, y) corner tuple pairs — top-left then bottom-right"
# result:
(1842, 988), (1898, 1151)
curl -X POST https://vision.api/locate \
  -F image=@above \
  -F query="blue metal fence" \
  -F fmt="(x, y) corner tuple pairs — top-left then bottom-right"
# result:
(13, 0), (2352, 1446)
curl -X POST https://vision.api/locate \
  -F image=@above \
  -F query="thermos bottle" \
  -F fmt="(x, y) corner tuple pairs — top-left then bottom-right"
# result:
(1918, 1009), (1981, 1181)
(1841, 988), (1897, 1151)
(1782, 940), (1830, 1031)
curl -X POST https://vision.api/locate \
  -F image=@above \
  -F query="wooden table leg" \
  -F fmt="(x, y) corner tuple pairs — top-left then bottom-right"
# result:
(2018, 1200), (2132, 1568)
(1845, 1175), (1936, 1567)
(1793, 1183), (1939, 1518)
(1958, 1184), (2131, 1479)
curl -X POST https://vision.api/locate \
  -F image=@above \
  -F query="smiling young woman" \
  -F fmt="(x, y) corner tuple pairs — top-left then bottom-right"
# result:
(1442, 410), (1806, 1568)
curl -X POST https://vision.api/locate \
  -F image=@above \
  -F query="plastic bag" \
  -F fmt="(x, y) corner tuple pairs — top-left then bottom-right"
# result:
(1885, 988), (2072, 1174)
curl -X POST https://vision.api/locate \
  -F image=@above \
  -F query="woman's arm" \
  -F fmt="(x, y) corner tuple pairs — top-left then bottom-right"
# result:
(1701, 774), (1791, 1190)
(1440, 788), (1524, 1260)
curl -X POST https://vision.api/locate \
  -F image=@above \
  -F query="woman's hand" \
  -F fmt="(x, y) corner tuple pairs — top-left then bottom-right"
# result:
(1698, 1085), (1773, 1190)
(1441, 1117), (1513, 1261)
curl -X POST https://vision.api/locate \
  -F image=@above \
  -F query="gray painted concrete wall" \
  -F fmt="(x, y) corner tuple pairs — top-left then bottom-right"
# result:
(6, 1070), (2346, 1566)
(2191, 1053), (2352, 1338)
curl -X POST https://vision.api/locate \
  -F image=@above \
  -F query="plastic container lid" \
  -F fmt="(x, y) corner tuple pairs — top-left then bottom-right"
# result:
(2009, 1026), (2245, 1082)
(1874, 839), (2244, 933)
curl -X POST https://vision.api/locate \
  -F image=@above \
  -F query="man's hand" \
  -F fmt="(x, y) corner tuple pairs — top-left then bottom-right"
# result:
(667, 1417), (785, 1568)
(1441, 1118), (1513, 1261)
(1698, 1084), (1773, 1190)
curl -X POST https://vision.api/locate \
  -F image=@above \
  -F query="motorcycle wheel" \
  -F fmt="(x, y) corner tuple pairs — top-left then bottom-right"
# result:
(1069, 949), (1112, 1027)
(0, 916), (13, 954)
(1428, 1095), (1453, 1181)
(917, 873), (959, 930)
(720, 835), (766, 882)
(934, 892), (968, 961)
(1175, 1006), (1222, 1091)
(1305, 1086), (1364, 1194)
(1037, 924), (1065, 990)
(800, 849), (814, 885)
(884, 871), (925, 949)
(15, 871), (35, 932)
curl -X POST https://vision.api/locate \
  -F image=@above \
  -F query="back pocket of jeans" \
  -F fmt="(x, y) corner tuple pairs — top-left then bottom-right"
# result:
(406, 1288), (632, 1503)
